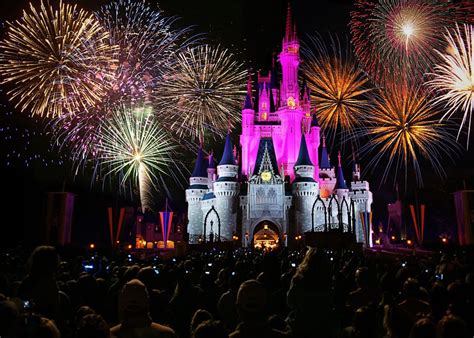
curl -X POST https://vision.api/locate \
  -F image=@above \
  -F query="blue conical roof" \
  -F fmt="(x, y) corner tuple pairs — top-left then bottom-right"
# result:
(219, 132), (236, 165)
(311, 114), (319, 127)
(335, 152), (348, 190)
(243, 93), (253, 110)
(269, 88), (276, 112)
(191, 147), (208, 178)
(320, 137), (331, 169)
(295, 134), (313, 166)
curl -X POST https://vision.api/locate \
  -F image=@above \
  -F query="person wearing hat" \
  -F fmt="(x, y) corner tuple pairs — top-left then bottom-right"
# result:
(110, 279), (176, 338)
(229, 279), (288, 338)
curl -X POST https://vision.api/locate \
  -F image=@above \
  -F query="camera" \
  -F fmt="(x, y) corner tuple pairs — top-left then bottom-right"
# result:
(82, 263), (94, 272)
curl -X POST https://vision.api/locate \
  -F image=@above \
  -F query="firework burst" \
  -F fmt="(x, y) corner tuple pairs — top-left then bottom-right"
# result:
(97, 0), (196, 105)
(96, 105), (177, 211)
(301, 35), (372, 146)
(361, 82), (459, 186)
(350, 0), (464, 86)
(0, 0), (117, 117)
(155, 44), (247, 141)
(428, 24), (474, 146)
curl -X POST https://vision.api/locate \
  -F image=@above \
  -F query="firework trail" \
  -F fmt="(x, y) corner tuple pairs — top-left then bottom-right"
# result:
(428, 24), (474, 147)
(96, 104), (177, 211)
(155, 44), (247, 141)
(360, 81), (459, 186)
(301, 35), (372, 147)
(0, 0), (117, 117)
(350, 0), (469, 86)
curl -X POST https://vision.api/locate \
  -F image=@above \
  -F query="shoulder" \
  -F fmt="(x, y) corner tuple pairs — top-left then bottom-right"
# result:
(150, 322), (176, 335)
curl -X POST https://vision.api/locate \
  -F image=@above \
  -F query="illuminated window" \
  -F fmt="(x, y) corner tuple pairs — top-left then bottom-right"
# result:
(262, 102), (267, 109)
(287, 96), (295, 108)
(261, 112), (267, 120)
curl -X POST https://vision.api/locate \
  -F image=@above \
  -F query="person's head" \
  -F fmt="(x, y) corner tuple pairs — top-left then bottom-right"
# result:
(403, 278), (421, 299)
(0, 300), (19, 336)
(190, 309), (213, 334)
(193, 320), (228, 338)
(383, 305), (411, 338)
(355, 267), (369, 289)
(352, 306), (376, 334)
(409, 318), (435, 338)
(28, 246), (59, 278)
(118, 279), (150, 320)
(136, 267), (158, 290)
(76, 314), (109, 338)
(294, 247), (330, 286)
(236, 279), (267, 322)
(75, 306), (96, 326)
(436, 315), (469, 338)
(16, 314), (60, 338)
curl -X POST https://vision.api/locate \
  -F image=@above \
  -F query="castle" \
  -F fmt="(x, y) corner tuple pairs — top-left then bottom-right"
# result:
(186, 4), (373, 248)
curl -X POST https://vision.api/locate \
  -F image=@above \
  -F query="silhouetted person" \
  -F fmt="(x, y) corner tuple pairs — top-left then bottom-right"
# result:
(436, 315), (469, 338)
(286, 248), (333, 338)
(409, 317), (436, 338)
(190, 309), (213, 337)
(110, 279), (176, 338)
(16, 314), (61, 338)
(230, 279), (288, 338)
(193, 320), (228, 338)
(0, 300), (18, 338)
(76, 314), (110, 338)
(347, 267), (379, 311)
(342, 306), (377, 338)
(398, 278), (431, 323)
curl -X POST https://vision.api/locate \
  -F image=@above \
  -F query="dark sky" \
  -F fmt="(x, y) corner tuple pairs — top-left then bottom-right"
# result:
(0, 0), (472, 246)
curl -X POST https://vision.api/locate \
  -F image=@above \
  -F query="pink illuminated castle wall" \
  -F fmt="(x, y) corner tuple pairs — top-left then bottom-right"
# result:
(240, 4), (319, 181)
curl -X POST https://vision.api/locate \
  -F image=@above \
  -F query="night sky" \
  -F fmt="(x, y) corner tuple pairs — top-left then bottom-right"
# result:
(0, 0), (472, 247)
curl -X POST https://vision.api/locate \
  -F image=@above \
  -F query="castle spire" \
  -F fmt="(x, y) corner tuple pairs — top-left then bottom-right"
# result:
(320, 135), (331, 169)
(191, 146), (208, 178)
(335, 151), (348, 190)
(285, 1), (295, 42)
(219, 131), (236, 165)
(295, 134), (313, 166)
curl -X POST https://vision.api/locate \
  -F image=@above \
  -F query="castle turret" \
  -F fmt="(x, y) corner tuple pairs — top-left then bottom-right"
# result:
(349, 160), (374, 246)
(212, 132), (240, 241)
(293, 134), (319, 233)
(185, 147), (209, 243)
(207, 151), (216, 189)
(308, 114), (320, 179)
(319, 135), (336, 198)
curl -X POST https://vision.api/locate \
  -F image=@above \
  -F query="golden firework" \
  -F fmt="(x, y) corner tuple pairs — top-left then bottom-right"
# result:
(0, 0), (117, 117)
(301, 35), (372, 146)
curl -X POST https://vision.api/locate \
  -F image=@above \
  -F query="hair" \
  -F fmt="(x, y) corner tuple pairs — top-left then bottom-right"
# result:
(193, 320), (228, 338)
(76, 314), (110, 338)
(409, 318), (435, 338)
(190, 309), (213, 335)
(28, 246), (59, 278)
(436, 315), (469, 338)
(293, 247), (330, 287)
(16, 314), (60, 338)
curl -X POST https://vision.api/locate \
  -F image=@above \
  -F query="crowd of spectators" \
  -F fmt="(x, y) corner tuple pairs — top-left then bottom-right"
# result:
(0, 244), (473, 338)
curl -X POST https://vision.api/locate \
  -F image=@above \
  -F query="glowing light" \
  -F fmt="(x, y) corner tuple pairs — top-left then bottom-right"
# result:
(350, 0), (465, 86)
(155, 45), (247, 141)
(127, 244), (132, 249)
(441, 237), (448, 243)
(391, 235), (396, 240)
(428, 24), (474, 146)
(96, 104), (177, 211)
(301, 35), (372, 146)
(360, 82), (459, 186)
(407, 239), (413, 246)
(89, 243), (95, 249)
(402, 23), (415, 37)
(0, 0), (117, 117)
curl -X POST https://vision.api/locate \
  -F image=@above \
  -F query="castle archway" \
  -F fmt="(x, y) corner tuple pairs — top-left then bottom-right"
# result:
(252, 220), (280, 250)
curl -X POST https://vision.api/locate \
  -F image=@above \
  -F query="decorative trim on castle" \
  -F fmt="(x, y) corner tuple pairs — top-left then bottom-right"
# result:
(186, 3), (373, 247)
